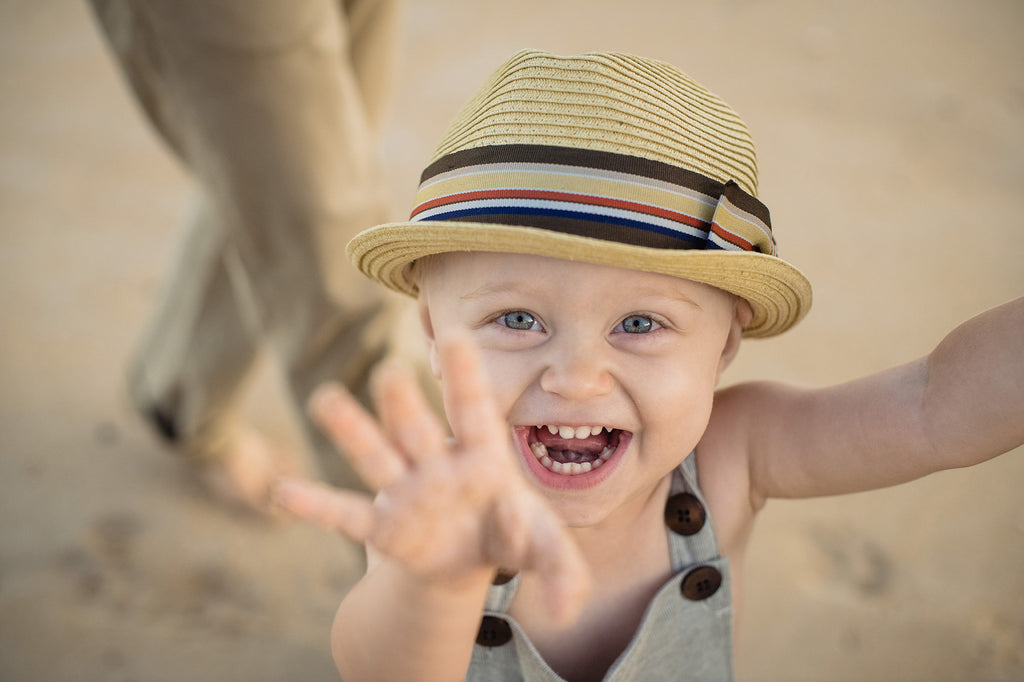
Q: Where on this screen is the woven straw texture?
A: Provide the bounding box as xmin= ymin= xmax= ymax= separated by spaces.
xmin=432 ymin=51 xmax=761 ymax=195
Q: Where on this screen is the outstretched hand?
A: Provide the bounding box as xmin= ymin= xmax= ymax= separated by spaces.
xmin=273 ymin=333 xmax=590 ymax=624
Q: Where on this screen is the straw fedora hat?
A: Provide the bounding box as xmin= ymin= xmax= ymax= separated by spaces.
xmin=348 ymin=50 xmax=812 ymax=337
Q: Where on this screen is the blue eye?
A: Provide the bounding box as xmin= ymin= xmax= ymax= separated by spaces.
xmin=500 ymin=311 xmax=539 ymax=331
xmin=618 ymin=314 xmax=655 ymax=334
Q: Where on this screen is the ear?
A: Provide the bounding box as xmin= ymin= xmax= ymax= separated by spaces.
xmin=417 ymin=293 xmax=443 ymax=379
xmin=717 ymin=297 xmax=752 ymax=381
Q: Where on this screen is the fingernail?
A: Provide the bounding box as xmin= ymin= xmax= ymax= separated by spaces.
xmin=308 ymin=383 xmax=345 ymax=417
xmin=371 ymin=357 xmax=411 ymax=385
xmin=269 ymin=477 xmax=296 ymax=506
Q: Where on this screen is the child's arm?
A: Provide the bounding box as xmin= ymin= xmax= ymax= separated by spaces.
xmin=274 ymin=333 xmax=589 ymax=682
xmin=718 ymin=297 xmax=1024 ymax=504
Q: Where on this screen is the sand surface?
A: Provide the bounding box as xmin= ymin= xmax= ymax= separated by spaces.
xmin=2 ymin=1 xmax=1023 ymax=680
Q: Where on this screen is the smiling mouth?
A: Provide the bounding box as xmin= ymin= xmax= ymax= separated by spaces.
xmin=526 ymin=425 xmax=625 ymax=476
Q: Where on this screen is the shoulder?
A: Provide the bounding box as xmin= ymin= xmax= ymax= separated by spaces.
xmin=694 ymin=382 xmax=783 ymax=558
xmin=701 ymin=380 xmax=790 ymax=470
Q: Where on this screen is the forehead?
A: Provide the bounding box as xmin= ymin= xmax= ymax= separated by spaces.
xmin=417 ymin=251 xmax=729 ymax=307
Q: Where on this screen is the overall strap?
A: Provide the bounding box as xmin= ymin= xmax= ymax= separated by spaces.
xmin=665 ymin=451 xmax=720 ymax=571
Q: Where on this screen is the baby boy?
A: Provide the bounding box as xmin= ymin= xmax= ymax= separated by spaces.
xmin=275 ymin=50 xmax=1024 ymax=681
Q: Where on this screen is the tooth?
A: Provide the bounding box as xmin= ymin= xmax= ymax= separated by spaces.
xmin=580 ymin=461 xmax=592 ymax=473
xmin=604 ymin=426 xmax=612 ymax=433
xmin=600 ymin=445 xmax=614 ymax=461
xmin=551 ymin=461 xmax=564 ymax=474
xmin=558 ymin=425 xmax=574 ymax=439
xmin=572 ymin=426 xmax=587 ymax=439
xmin=530 ymin=442 xmax=547 ymax=459
xmin=541 ymin=456 xmax=553 ymax=468
xmin=546 ymin=425 xmax=558 ymax=435
xmin=592 ymin=458 xmax=602 ymax=468
xmin=591 ymin=426 xmax=603 ymax=436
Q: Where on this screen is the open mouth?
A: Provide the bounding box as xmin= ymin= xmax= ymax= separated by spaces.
xmin=525 ymin=424 xmax=625 ymax=476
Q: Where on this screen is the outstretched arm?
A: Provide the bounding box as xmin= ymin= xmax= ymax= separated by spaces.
xmin=718 ymin=297 xmax=1024 ymax=504
xmin=274 ymin=333 xmax=589 ymax=682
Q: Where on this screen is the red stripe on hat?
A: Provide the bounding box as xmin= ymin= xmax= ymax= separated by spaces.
xmin=710 ymin=221 xmax=754 ymax=250
xmin=412 ymin=188 xmax=710 ymax=230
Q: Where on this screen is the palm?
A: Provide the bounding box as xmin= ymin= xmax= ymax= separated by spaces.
xmin=275 ymin=333 xmax=589 ymax=617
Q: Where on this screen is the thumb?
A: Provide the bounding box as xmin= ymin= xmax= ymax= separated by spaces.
xmin=537 ymin=524 xmax=591 ymax=626
xmin=522 ymin=506 xmax=591 ymax=627
xmin=486 ymin=490 xmax=591 ymax=626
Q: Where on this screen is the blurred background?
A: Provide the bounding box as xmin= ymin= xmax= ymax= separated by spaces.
xmin=1 ymin=1 xmax=1022 ymax=680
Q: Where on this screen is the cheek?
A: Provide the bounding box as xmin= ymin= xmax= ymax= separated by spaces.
xmin=438 ymin=347 xmax=526 ymax=423
xmin=475 ymin=349 xmax=529 ymax=414
xmin=632 ymin=357 xmax=719 ymax=448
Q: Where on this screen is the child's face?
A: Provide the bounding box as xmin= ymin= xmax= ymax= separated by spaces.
xmin=417 ymin=252 xmax=743 ymax=528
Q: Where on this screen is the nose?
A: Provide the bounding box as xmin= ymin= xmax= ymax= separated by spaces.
xmin=539 ymin=337 xmax=614 ymax=401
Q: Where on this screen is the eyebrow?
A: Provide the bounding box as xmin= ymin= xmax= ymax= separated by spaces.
xmin=461 ymin=280 xmax=704 ymax=310
xmin=460 ymin=281 xmax=534 ymax=301
xmin=631 ymin=284 xmax=704 ymax=310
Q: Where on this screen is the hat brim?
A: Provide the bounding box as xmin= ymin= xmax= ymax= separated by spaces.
xmin=347 ymin=221 xmax=812 ymax=338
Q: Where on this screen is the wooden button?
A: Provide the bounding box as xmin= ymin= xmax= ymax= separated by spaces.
xmin=476 ymin=616 xmax=513 ymax=647
xmin=664 ymin=492 xmax=706 ymax=536
xmin=680 ymin=565 xmax=722 ymax=601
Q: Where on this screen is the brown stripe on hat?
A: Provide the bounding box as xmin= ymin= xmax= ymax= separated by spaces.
xmin=420 ymin=143 xmax=738 ymax=205
xmin=418 ymin=210 xmax=704 ymax=250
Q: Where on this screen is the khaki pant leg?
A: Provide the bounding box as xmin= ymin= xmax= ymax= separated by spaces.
xmin=91 ymin=0 xmax=402 ymax=488
xmin=126 ymin=197 xmax=261 ymax=459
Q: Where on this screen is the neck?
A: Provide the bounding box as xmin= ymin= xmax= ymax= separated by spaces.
xmin=567 ymin=474 xmax=673 ymax=581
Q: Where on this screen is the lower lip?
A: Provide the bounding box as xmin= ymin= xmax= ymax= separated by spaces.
xmin=512 ymin=426 xmax=630 ymax=491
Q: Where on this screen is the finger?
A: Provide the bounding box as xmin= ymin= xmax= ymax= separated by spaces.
xmin=527 ymin=508 xmax=591 ymax=626
xmin=371 ymin=359 xmax=449 ymax=465
xmin=439 ymin=333 xmax=508 ymax=455
xmin=272 ymin=477 xmax=375 ymax=542
xmin=483 ymin=487 xmax=589 ymax=626
xmin=309 ymin=382 xmax=406 ymax=491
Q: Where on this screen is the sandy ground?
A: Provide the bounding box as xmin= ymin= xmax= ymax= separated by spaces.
xmin=2 ymin=1 xmax=1023 ymax=680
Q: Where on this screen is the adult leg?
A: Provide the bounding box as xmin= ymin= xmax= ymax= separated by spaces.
xmin=126 ymin=196 xmax=259 ymax=459
xmin=91 ymin=0 xmax=398 ymax=496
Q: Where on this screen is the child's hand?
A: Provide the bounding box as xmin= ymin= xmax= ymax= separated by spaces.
xmin=273 ymin=333 xmax=590 ymax=625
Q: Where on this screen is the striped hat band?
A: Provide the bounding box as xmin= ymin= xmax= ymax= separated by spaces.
xmin=410 ymin=143 xmax=777 ymax=257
